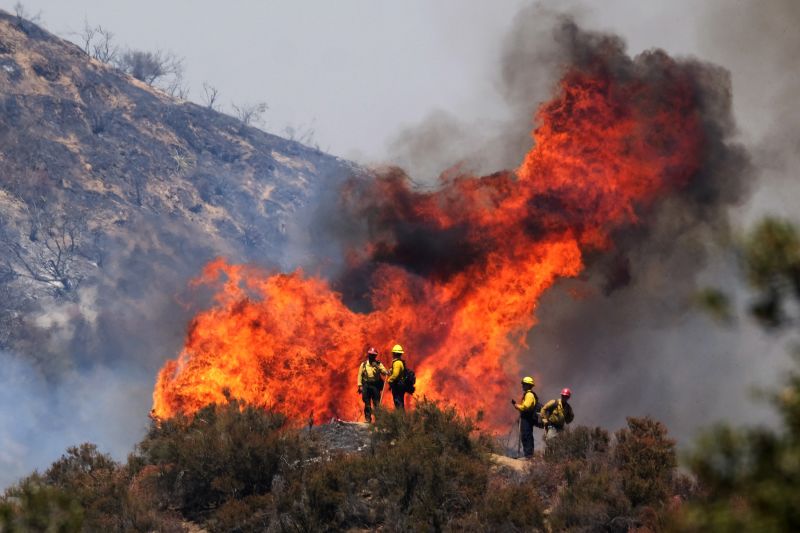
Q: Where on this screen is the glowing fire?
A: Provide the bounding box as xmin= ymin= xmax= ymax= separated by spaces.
xmin=153 ymin=54 xmax=704 ymax=428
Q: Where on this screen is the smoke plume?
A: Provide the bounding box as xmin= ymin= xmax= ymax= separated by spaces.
xmin=351 ymin=6 xmax=772 ymax=439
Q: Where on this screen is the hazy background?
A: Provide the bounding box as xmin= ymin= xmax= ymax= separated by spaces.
xmin=1 ymin=0 xmax=798 ymax=483
xmin=2 ymin=0 xmax=793 ymax=208
xmin=0 ymin=1 xmax=718 ymax=159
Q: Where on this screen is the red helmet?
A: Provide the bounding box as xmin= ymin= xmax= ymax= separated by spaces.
xmin=561 ymin=388 xmax=572 ymax=398
xmin=367 ymin=347 xmax=378 ymax=356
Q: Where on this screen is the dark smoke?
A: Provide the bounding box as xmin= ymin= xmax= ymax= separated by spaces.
xmin=328 ymin=14 xmax=752 ymax=306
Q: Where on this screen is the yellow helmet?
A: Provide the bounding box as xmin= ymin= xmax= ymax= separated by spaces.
xmin=391 ymin=344 xmax=404 ymax=354
xmin=522 ymin=376 xmax=535 ymax=386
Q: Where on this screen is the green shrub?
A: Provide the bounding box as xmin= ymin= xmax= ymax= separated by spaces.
xmin=0 ymin=443 xmax=183 ymax=532
xmin=131 ymin=399 xmax=307 ymax=520
xmin=540 ymin=418 xmax=678 ymax=531
xmin=271 ymin=400 xmax=495 ymax=532
xmin=373 ymin=399 xmax=489 ymax=455
xmin=1 ymin=399 xmax=692 ymax=532
xmin=675 ymin=383 xmax=800 ymax=531
xmin=0 ymin=478 xmax=84 ymax=532
xmin=40 ymin=443 xmax=127 ymax=531
xmin=207 ymin=493 xmax=273 ymax=532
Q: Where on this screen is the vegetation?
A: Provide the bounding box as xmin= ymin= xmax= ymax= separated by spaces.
xmin=538 ymin=419 xmax=686 ymax=532
xmin=672 ymin=217 xmax=800 ymax=531
xmin=1 ymin=400 xmax=685 ymax=532
xmin=131 ymin=400 xmax=304 ymax=523
xmin=3 ymin=218 xmax=800 ymax=531
xmin=743 ymin=217 xmax=800 ymax=328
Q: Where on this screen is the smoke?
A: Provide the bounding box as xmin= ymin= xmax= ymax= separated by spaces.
xmin=0 ymin=350 xmax=151 ymax=488
xmin=372 ymin=5 xmax=788 ymax=440
xmin=386 ymin=7 xmax=566 ymax=180
xmin=528 ymin=0 xmax=800 ymax=439
xmin=350 ymin=13 xmax=751 ymax=296
xmin=697 ymin=0 xmax=800 ymax=223
xmin=0 ymin=208 xmax=234 ymax=488
xmin=510 ymin=6 xmax=793 ymax=439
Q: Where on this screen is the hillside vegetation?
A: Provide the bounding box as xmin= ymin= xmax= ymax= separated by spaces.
xmin=0 ymin=400 xmax=689 ymax=532
xmin=2 ymin=349 xmax=798 ymax=532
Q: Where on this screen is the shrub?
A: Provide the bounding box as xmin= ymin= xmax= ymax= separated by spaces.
xmin=543 ymin=425 xmax=610 ymax=463
xmin=373 ymin=401 xmax=492 ymax=530
xmin=471 ymin=481 xmax=547 ymax=531
xmin=614 ymin=417 xmax=677 ymax=508
xmin=541 ymin=418 xmax=678 ymax=531
xmin=268 ymin=400 xmax=502 ymax=532
xmin=207 ymin=493 xmax=273 ymax=532
xmin=0 ymin=477 xmax=83 ymax=532
xmin=131 ymin=399 xmax=307 ymax=520
xmin=115 ymin=49 xmax=182 ymax=86
xmin=0 ymin=443 xmax=183 ymax=532
xmin=549 ymin=458 xmax=633 ymax=532
xmin=373 ymin=399 xmax=489 ymax=454
xmin=40 ymin=443 xmax=126 ymax=530
xmin=0 ymin=399 xmax=691 ymax=532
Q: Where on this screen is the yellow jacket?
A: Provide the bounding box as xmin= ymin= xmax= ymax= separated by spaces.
xmin=387 ymin=358 xmax=405 ymax=384
xmin=515 ymin=390 xmax=538 ymax=414
xmin=540 ymin=399 xmax=574 ymax=428
xmin=357 ymin=360 xmax=388 ymax=387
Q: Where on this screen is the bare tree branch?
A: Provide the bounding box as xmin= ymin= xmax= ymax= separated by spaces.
xmin=1 ymin=205 xmax=88 ymax=295
xmin=75 ymin=19 xmax=119 ymax=64
xmin=231 ymin=102 xmax=268 ymax=127
xmin=13 ymin=2 xmax=41 ymax=23
xmin=79 ymin=18 xmax=96 ymax=54
xmin=165 ymin=72 xmax=190 ymax=99
xmin=202 ymin=82 xmax=220 ymax=110
xmin=91 ymin=26 xmax=118 ymax=63
xmin=115 ymin=49 xmax=184 ymax=87
xmin=283 ymin=121 xmax=320 ymax=149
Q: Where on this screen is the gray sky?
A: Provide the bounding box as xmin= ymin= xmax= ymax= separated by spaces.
xmin=1 ymin=0 xmax=734 ymax=163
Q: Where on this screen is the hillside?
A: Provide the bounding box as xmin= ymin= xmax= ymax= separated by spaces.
xmin=0 ymin=9 xmax=354 ymax=374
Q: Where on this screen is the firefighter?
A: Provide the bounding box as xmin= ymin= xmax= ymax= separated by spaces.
xmin=357 ymin=347 xmax=388 ymax=423
xmin=541 ymin=388 xmax=574 ymax=440
xmin=511 ymin=376 xmax=539 ymax=458
xmin=386 ymin=344 xmax=407 ymax=411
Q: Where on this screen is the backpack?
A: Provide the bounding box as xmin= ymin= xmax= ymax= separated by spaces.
xmin=521 ymin=390 xmax=544 ymax=428
xmin=533 ymin=400 xmax=545 ymax=428
xmin=395 ymin=360 xmax=416 ymax=394
xmin=529 ymin=392 xmax=545 ymax=428
xmin=402 ymin=367 xmax=416 ymax=394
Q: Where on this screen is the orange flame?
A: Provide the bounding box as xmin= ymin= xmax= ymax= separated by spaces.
xmin=153 ymin=59 xmax=703 ymax=429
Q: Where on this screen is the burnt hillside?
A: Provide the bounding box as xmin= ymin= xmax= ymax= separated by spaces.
xmin=0 ymin=9 xmax=354 ymax=477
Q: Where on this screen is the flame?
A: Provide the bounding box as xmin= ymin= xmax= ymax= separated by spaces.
xmin=153 ymin=56 xmax=704 ymax=428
